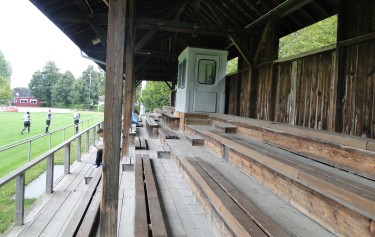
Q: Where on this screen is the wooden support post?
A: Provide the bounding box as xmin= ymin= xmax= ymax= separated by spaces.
xmin=85 ymin=131 xmax=90 ymax=153
xmin=46 ymin=154 xmax=54 ymax=194
xmin=14 ymin=173 xmax=25 ymax=226
xmin=76 ymin=136 xmax=81 ymax=162
xmin=64 ymin=143 xmax=70 ymax=175
xmin=101 ymin=0 xmax=127 ymax=236
xmin=122 ymin=0 xmax=135 ymax=157
xmin=92 ymin=126 xmax=96 ymax=146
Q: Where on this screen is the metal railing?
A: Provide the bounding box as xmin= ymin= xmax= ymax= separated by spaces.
xmin=0 ymin=116 xmax=103 ymax=162
xmin=0 ymin=121 xmax=103 ymax=225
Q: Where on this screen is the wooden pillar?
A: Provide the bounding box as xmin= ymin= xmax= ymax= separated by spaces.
xmin=122 ymin=0 xmax=135 ymax=157
xmin=101 ymin=0 xmax=126 ymax=236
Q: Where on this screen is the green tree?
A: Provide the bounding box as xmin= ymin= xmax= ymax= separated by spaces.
xmin=52 ymin=71 xmax=75 ymax=104
xmin=29 ymin=61 xmax=61 ymax=106
xmin=0 ymin=51 xmax=12 ymax=83
xmin=70 ymin=65 xmax=103 ymax=105
xmin=279 ymin=15 xmax=337 ymax=59
xmin=139 ymin=81 xmax=170 ymax=112
xmin=226 ymin=57 xmax=238 ymax=74
xmin=0 ymin=77 xmax=12 ymax=100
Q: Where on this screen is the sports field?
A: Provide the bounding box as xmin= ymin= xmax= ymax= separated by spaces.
xmin=0 ymin=110 xmax=103 ymax=233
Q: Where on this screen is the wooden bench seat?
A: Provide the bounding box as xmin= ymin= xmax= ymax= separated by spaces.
xmin=185 ymin=134 xmax=204 ymax=146
xmin=135 ymin=154 xmax=167 ymax=237
xmin=61 ymin=168 xmax=102 ymax=237
xmin=162 ymin=112 xmax=180 ymax=130
xmin=134 ymin=137 xmax=148 ymax=150
xmin=166 ymin=138 xmax=335 ymax=237
xmin=186 ymin=124 xmax=375 ymax=237
xmin=214 ymin=123 xmax=237 ymax=133
xmin=158 ymin=127 xmax=177 ymax=140
xmin=208 ymin=113 xmax=375 ymax=180
xmin=145 ymin=116 xmax=159 ymax=137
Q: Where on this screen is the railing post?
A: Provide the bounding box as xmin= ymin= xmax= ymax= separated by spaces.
xmin=15 ymin=173 xmax=25 ymax=225
xmin=46 ymin=154 xmax=54 ymax=194
xmin=85 ymin=131 xmax=89 ymax=153
xmin=92 ymin=126 xmax=96 ymax=146
xmin=28 ymin=141 xmax=32 ymax=162
xmin=76 ymin=135 xmax=81 ymax=162
xmin=64 ymin=143 xmax=71 ymax=175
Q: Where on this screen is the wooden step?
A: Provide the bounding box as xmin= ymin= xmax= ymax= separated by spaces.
xmin=185 ymin=134 xmax=204 ymax=146
xmin=186 ymin=124 xmax=375 ymax=236
xmin=214 ymin=123 xmax=237 ymax=133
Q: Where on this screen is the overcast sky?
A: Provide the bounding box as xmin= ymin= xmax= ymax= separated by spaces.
xmin=0 ymin=0 xmax=96 ymax=88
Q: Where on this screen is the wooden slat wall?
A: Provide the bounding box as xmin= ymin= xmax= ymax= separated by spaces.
xmin=342 ymin=41 xmax=375 ymax=138
xmin=274 ymin=51 xmax=334 ymax=130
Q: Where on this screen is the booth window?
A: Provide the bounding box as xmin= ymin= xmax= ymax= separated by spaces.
xmin=198 ymin=59 xmax=216 ymax=85
xmin=178 ymin=59 xmax=186 ymax=89
xmin=30 ymin=100 xmax=37 ymax=104
xmin=20 ymin=99 xmax=28 ymax=104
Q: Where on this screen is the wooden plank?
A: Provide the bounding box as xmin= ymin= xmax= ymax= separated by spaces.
xmin=194 ymin=156 xmax=291 ymax=237
xmin=201 ymin=129 xmax=375 ymax=235
xmin=42 ymin=192 xmax=83 ymax=236
xmin=76 ymin=189 xmax=101 ymax=237
xmin=182 ymin=157 xmax=267 ymax=237
xmin=140 ymin=137 xmax=147 ymax=150
xmin=26 ymin=191 xmax=70 ymax=236
xmin=61 ymin=169 xmax=102 ymax=237
xmin=134 ymin=155 xmax=148 ymax=237
xmin=143 ymin=157 xmax=167 ymax=237
xmin=214 ymin=123 xmax=237 ymax=133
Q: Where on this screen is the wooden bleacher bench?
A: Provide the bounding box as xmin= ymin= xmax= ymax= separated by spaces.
xmin=158 ymin=127 xmax=177 ymax=141
xmin=61 ymin=168 xmax=102 ymax=237
xmin=185 ymin=124 xmax=375 ymax=236
xmin=145 ymin=115 xmax=160 ymax=137
xmin=134 ymin=154 xmax=167 ymax=237
xmin=135 ymin=137 xmax=148 ymax=150
xmin=172 ymin=154 xmax=291 ymax=237
xmin=185 ymin=134 xmax=204 ymax=146
xmin=162 ymin=112 xmax=180 ymax=130
xmin=208 ymin=113 xmax=375 ymax=180
xmin=214 ymin=123 xmax=237 ymax=133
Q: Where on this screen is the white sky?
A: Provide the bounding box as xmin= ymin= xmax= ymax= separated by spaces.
xmin=0 ymin=0 xmax=96 ymax=88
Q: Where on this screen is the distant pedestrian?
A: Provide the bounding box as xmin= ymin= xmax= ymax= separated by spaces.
xmin=21 ymin=111 xmax=31 ymax=135
xmin=73 ymin=110 xmax=80 ymax=134
xmin=45 ymin=109 xmax=52 ymax=133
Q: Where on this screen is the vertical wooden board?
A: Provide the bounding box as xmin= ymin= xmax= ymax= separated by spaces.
xmin=316 ymin=55 xmax=323 ymax=129
xmin=364 ymin=42 xmax=374 ymax=138
xmin=310 ymin=56 xmax=317 ymax=129
xmin=297 ymin=59 xmax=305 ymax=126
xmin=355 ymin=43 xmax=365 ymax=136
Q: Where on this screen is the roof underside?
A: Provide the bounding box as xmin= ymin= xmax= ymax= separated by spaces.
xmin=30 ymin=0 xmax=338 ymax=82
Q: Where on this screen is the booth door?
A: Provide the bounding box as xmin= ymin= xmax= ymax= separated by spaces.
xmin=192 ymin=54 xmax=219 ymax=112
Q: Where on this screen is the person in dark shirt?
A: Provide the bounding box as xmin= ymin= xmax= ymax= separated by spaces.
xmin=45 ymin=109 xmax=52 ymax=133
xmin=21 ymin=111 xmax=31 ymax=135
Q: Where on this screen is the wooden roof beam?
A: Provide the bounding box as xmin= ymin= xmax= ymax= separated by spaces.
xmin=135 ymin=17 xmax=255 ymax=36
xmin=245 ymin=0 xmax=315 ymax=30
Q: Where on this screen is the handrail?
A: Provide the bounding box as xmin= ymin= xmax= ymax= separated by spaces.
xmin=0 ymin=121 xmax=103 ymax=225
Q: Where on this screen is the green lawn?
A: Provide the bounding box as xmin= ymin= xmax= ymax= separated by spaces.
xmin=0 ymin=110 xmax=103 ymax=233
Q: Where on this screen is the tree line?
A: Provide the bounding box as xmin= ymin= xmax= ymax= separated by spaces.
xmin=0 ymin=53 xmax=105 ymax=107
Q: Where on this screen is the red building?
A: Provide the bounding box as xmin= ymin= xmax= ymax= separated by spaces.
xmin=13 ymin=97 xmax=40 ymax=107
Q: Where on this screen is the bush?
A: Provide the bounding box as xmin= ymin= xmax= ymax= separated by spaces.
xmin=40 ymin=102 xmax=48 ymax=107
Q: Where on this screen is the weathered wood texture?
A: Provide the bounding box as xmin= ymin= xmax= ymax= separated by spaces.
xmin=342 ymin=41 xmax=375 ymax=138
xmin=226 ymin=1 xmax=375 ymax=139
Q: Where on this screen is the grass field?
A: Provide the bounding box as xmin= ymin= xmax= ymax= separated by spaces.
xmin=0 ymin=110 xmax=103 ymax=233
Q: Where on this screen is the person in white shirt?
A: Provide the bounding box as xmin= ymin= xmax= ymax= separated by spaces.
xmin=21 ymin=111 xmax=31 ymax=135
xmin=93 ymin=128 xmax=104 ymax=168
xmin=73 ymin=110 xmax=80 ymax=134
xmin=45 ymin=109 xmax=52 ymax=133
